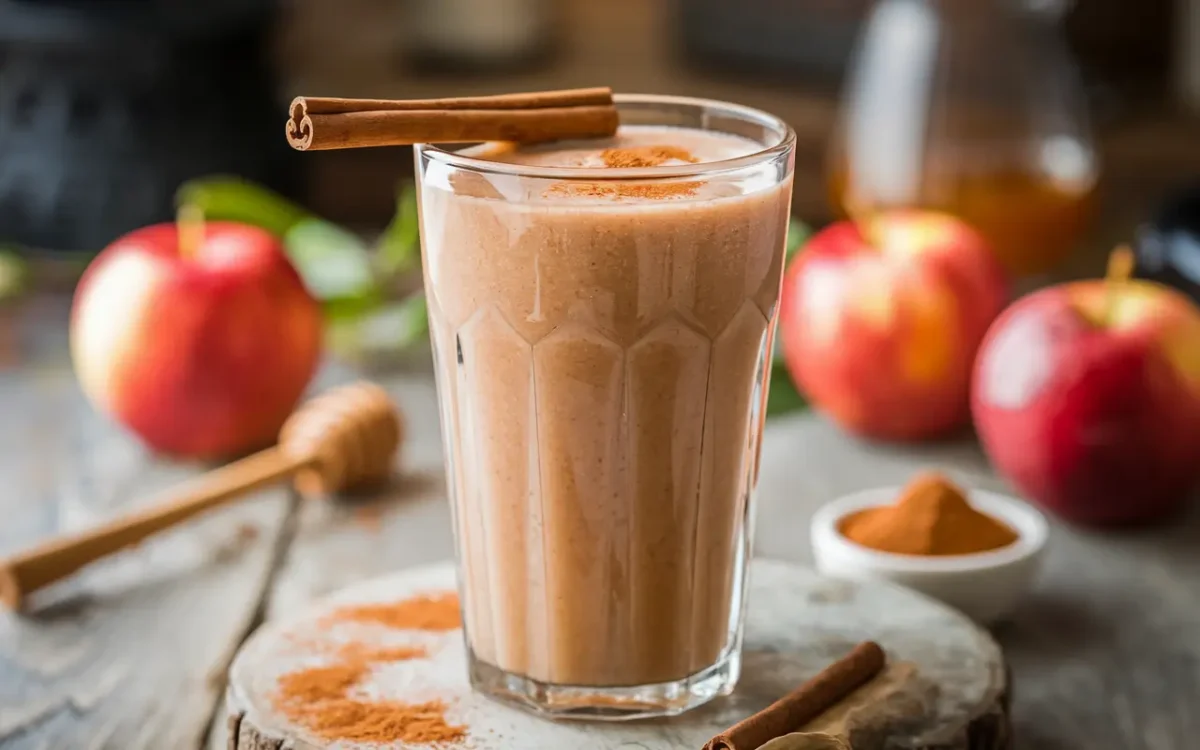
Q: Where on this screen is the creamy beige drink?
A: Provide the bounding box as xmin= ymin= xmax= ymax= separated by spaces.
xmin=417 ymin=98 xmax=794 ymax=718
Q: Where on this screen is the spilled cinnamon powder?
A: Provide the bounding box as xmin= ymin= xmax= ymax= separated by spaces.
xmin=337 ymin=643 xmax=428 ymax=662
xmin=327 ymin=592 xmax=462 ymax=631
xmin=272 ymin=591 xmax=465 ymax=745
xmin=278 ymin=662 xmax=369 ymax=705
xmin=302 ymin=698 xmax=463 ymax=744
xmin=273 ymin=645 xmax=462 ymax=744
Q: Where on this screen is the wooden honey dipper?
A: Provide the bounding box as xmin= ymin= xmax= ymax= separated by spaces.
xmin=0 ymin=381 xmax=403 ymax=610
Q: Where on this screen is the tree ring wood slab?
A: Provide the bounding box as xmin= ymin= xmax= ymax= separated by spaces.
xmin=225 ymin=559 xmax=1009 ymax=749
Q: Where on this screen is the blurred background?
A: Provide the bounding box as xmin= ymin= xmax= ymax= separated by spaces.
xmin=2 ymin=0 xmax=1200 ymax=369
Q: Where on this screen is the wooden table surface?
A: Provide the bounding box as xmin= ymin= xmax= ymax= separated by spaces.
xmin=1 ymin=300 xmax=1198 ymax=750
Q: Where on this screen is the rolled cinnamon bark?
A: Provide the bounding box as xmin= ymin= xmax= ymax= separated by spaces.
xmin=704 ymin=641 xmax=887 ymax=750
xmin=286 ymin=88 xmax=619 ymax=151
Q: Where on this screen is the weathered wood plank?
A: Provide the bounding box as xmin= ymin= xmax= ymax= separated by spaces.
xmin=0 ymin=364 xmax=294 ymax=750
xmin=261 ymin=367 xmax=453 ymax=622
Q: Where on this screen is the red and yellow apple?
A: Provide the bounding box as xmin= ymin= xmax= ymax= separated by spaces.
xmin=972 ymin=277 xmax=1200 ymax=525
xmin=780 ymin=211 xmax=1008 ymax=441
xmin=71 ymin=220 xmax=323 ymax=459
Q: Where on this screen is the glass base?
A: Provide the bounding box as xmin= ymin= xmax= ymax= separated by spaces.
xmin=468 ymin=649 xmax=741 ymax=721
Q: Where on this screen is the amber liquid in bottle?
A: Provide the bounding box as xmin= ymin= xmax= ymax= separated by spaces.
xmin=832 ymin=0 xmax=1099 ymax=279
xmin=828 ymin=161 xmax=1096 ymax=277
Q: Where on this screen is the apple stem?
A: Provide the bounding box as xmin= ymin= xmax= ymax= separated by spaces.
xmin=1105 ymin=244 xmax=1134 ymax=325
xmin=177 ymin=204 xmax=205 ymax=260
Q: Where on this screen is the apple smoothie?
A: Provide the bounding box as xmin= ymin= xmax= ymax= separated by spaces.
xmin=416 ymin=97 xmax=795 ymax=717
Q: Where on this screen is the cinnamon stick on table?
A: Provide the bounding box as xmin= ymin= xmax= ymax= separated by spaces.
xmin=704 ymin=641 xmax=886 ymax=750
xmin=286 ymin=87 xmax=619 ymax=151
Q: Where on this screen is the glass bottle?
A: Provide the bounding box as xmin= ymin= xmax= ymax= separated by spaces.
xmin=828 ymin=0 xmax=1099 ymax=278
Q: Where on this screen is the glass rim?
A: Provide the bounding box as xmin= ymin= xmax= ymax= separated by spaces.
xmin=415 ymin=93 xmax=797 ymax=181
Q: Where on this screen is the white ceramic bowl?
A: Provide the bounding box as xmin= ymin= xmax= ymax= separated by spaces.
xmin=810 ymin=486 xmax=1049 ymax=624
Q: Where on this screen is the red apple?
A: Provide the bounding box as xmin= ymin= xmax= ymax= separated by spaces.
xmin=972 ymin=278 xmax=1200 ymax=525
xmin=780 ymin=211 xmax=1008 ymax=441
xmin=71 ymin=220 xmax=323 ymax=459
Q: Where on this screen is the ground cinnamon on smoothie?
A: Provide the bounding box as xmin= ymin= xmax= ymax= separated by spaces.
xmin=601 ymin=145 xmax=697 ymax=167
xmin=541 ymin=144 xmax=704 ymax=200
xmin=272 ymin=591 xmax=464 ymax=745
xmin=543 ymin=181 xmax=703 ymax=199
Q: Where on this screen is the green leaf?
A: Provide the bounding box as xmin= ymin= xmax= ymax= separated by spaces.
xmin=284 ymin=218 xmax=379 ymax=303
xmin=0 ymin=249 xmax=29 ymax=302
xmin=376 ymin=183 xmax=421 ymax=277
xmin=328 ymin=292 xmax=430 ymax=356
xmin=383 ymin=292 xmax=429 ymax=349
xmin=786 ymin=217 xmax=811 ymax=264
xmin=765 ymin=361 xmax=808 ymax=417
xmin=321 ymin=289 xmax=386 ymax=322
xmin=176 ymin=176 xmax=312 ymax=238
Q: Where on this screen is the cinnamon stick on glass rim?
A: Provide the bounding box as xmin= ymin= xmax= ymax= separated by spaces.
xmin=704 ymin=641 xmax=886 ymax=750
xmin=286 ymin=87 xmax=619 ymax=151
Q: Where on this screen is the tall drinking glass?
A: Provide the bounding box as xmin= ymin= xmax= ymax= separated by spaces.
xmin=416 ymin=95 xmax=795 ymax=719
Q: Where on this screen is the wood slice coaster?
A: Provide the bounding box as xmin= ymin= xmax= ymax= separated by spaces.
xmin=226 ymin=560 xmax=1009 ymax=750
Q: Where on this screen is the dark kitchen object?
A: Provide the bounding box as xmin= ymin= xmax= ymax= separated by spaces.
xmin=676 ymin=0 xmax=1172 ymax=113
xmin=676 ymin=0 xmax=872 ymax=87
xmin=1063 ymin=0 xmax=1173 ymax=103
xmin=1134 ymin=181 xmax=1200 ymax=304
xmin=404 ymin=0 xmax=558 ymax=74
xmin=0 ymin=0 xmax=295 ymax=255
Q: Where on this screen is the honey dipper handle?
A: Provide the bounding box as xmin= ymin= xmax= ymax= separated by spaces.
xmin=0 ymin=447 xmax=311 ymax=610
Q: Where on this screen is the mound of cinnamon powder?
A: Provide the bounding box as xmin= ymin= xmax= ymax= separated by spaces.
xmin=839 ymin=473 xmax=1017 ymax=556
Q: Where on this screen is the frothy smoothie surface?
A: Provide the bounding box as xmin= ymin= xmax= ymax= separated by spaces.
xmin=439 ymin=127 xmax=777 ymax=204
xmin=467 ymin=125 xmax=763 ymax=168
xmin=420 ymin=122 xmax=793 ymax=690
